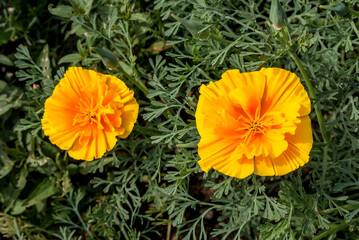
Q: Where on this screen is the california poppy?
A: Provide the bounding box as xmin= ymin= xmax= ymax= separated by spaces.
xmin=42 ymin=67 xmax=139 ymax=161
xmin=196 ymin=68 xmax=313 ymax=178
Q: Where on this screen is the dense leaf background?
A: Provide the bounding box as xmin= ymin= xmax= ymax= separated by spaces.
xmin=0 ymin=0 xmax=359 ymax=239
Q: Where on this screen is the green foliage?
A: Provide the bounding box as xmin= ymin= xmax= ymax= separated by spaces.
xmin=1 ymin=0 xmax=359 ymax=239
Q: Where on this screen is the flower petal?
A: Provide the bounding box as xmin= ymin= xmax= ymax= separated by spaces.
xmin=253 ymin=155 xmax=276 ymax=176
xmin=228 ymin=71 xmax=267 ymax=119
xmin=260 ymin=68 xmax=311 ymax=117
xmin=118 ymin=99 xmax=139 ymax=138
xmin=196 ymin=84 xmax=240 ymax=137
xmin=249 ymin=133 xmax=288 ymax=159
xmin=198 ymin=135 xmax=238 ymax=172
xmin=253 ymin=116 xmax=313 ymax=176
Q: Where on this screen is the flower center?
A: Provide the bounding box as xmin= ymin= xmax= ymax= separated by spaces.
xmin=86 ymin=111 xmax=97 ymax=123
xmin=240 ymin=118 xmax=266 ymax=143
xmin=72 ymin=97 xmax=116 ymax=130
xmin=73 ymin=98 xmax=102 ymax=127
xmin=248 ymin=121 xmax=264 ymax=133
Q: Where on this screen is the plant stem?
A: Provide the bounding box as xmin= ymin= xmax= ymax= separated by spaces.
xmin=321 ymin=203 xmax=359 ymax=214
xmin=117 ymin=64 xmax=148 ymax=95
xmin=71 ymin=202 xmax=94 ymax=239
xmin=320 ymin=146 xmax=328 ymax=187
xmin=287 ymin=50 xmax=331 ymax=145
xmin=166 ymin=219 xmax=172 ymax=240
xmin=312 ymin=222 xmax=348 ymax=240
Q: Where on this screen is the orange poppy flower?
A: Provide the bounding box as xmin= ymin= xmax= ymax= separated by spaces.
xmin=195 ymin=68 xmax=313 ymax=178
xmin=41 ymin=67 xmax=139 ymax=161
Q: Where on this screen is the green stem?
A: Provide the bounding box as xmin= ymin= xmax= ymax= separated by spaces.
xmin=320 ymin=146 xmax=328 ymax=187
xmin=117 ymin=63 xmax=148 ymax=95
xmin=312 ymin=222 xmax=348 ymax=240
xmin=287 ymin=50 xmax=331 ymax=145
xmin=321 ymin=203 xmax=359 ymax=214
xmin=71 ymin=202 xmax=94 ymax=239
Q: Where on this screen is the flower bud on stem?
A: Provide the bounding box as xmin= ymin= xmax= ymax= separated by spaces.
xmin=90 ymin=47 xmax=118 ymax=70
xmin=270 ymin=0 xmax=288 ymax=30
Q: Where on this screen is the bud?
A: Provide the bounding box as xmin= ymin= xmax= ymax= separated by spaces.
xmin=320 ymin=2 xmax=349 ymax=17
xmin=171 ymin=14 xmax=210 ymax=41
xmin=90 ymin=47 xmax=118 ymax=70
xmin=269 ymin=0 xmax=288 ymax=31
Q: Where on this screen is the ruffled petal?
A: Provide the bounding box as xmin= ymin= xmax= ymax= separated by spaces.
xmin=68 ymin=127 xmax=108 ymax=161
xmin=217 ymin=153 xmax=254 ymax=179
xmin=118 ymin=98 xmax=139 ymax=138
xmin=219 ymin=69 xmax=242 ymax=90
xmin=198 ymin=135 xmax=238 ymax=172
xmin=196 ymin=85 xmax=240 ymax=137
xmin=248 ymin=133 xmax=288 ymax=159
xmin=253 ymin=116 xmax=313 ymax=176
xmin=253 ymin=155 xmax=276 ymax=176
xmin=260 ymin=68 xmax=311 ymax=117
xmin=227 ymin=71 xmax=267 ymax=119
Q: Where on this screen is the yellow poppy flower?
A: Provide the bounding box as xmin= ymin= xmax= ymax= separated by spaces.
xmin=195 ymin=68 xmax=313 ymax=178
xmin=41 ymin=67 xmax=139 ymax=161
